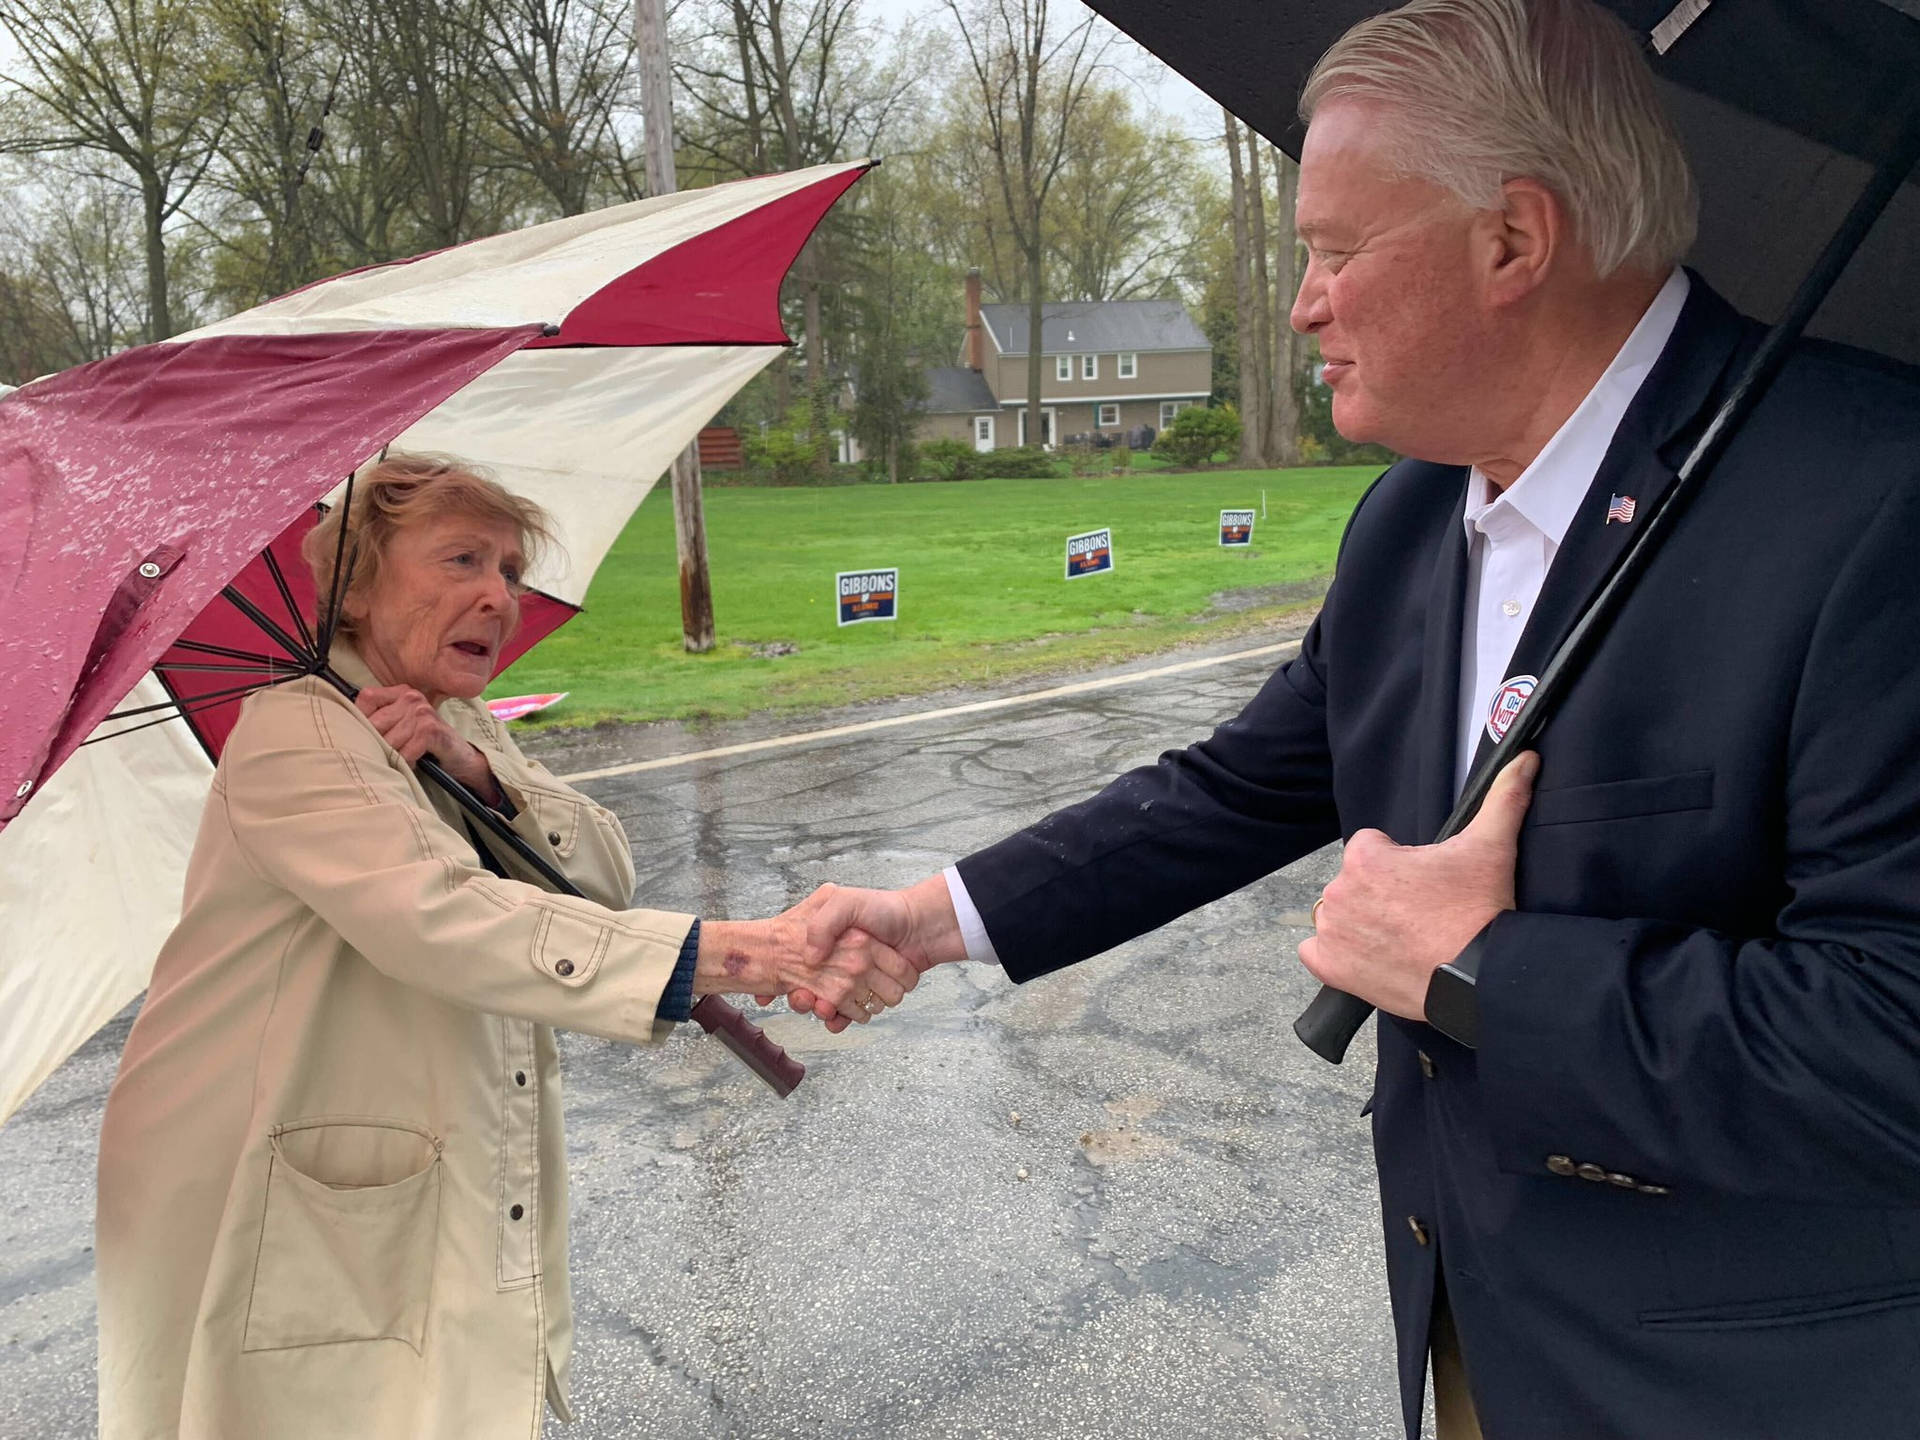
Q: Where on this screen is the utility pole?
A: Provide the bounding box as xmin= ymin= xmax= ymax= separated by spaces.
xmin=636 ymin=0 xmax=717 ymax=652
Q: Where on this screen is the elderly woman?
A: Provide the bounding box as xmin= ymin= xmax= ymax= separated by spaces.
xmin=94 ymin=455 xmax=911 ymax=1440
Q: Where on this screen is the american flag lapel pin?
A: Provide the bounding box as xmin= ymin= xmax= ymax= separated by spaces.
xmin=1606 ymin=493 xmax=1637 ymax=525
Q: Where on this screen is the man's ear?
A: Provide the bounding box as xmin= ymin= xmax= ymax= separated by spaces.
xmin=1483 ymin=177 xmax=1564 ymax=308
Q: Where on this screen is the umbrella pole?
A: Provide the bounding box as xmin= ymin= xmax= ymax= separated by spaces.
xmin=1293 ymin=110 xmax=1920 ymax=1065
xmin=311 ymin=665 xmax=807 ymax=1098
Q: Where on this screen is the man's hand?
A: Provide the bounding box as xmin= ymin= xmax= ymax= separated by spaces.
xmin=1298 ymin=752 xmax=1538 ymax=1021
xmin=697 ymin=905 xmax=921 ymax=1027
xmin=763 ymin=874 xmax=971 ymax=1032
xmin=356 ymin=684 xmax=501 ymax=804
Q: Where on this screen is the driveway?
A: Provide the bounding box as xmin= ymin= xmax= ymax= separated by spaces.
xmin=0 ymin=627 xmax=1404 ymax=1439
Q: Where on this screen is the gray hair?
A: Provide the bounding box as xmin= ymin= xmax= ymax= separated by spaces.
xmin=1300 ymin=0 xmax=1697 ymax=278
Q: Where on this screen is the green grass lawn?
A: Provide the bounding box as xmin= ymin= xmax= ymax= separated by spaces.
xmin=490 ymin=466 xmax=1379 ymax=728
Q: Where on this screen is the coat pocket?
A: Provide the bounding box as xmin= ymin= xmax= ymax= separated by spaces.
xmin=1639 ymin=1278 xmax=1920 ymax=1332
xmin=1528 ymin=768 xmax=1714 ymax=828
xmin=242 ymin=1117 xmax=443 ymax=1354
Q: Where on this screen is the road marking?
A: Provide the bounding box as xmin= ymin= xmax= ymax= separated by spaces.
xmin=553 ymin=638 xmax=1304 ymax=783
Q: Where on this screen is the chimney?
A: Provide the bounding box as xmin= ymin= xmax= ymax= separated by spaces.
xmin=964 ymin=267 xmax=984 ymax=372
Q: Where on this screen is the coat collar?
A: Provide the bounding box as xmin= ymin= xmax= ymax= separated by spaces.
xmin=1417 ymin=273 xmax=1755 ymax=825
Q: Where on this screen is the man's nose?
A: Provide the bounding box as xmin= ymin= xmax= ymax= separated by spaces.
xmin=1290 ymin=261 xmax=1329 ymax=335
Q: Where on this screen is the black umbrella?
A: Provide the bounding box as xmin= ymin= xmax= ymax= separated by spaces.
xmin=1090 ymin=0 xmax=1920 ymax=365
xmin=1080 ymin=0 xmax=1920 ymax=1060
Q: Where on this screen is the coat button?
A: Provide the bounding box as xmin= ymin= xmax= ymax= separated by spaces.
xmin=1407 ymin=1216 xmax=1430 ymax=1246
xmin=1417 ymin=1051 xmax=1436 ymax=1080
xmin=547 ymin=830 xmax=562 ymax=845
xmin=510 ymin=1203 xmax=524 ymax=1220
xmin=515 ymin=1071 xmax=527 ymax=1087
xmin=1636 ymin=1183 xmax=1671 ymax=1197
xmin=1606 ymin=1172 xmax=1638 ymax=1189
xmin=1576 ymin=1163 xmax=1608 ymax=1183
xmin=1546 ymin=1155 xmax=1576 ymax=1177
xmin=555 ymin=959 xmax=575 ymax=977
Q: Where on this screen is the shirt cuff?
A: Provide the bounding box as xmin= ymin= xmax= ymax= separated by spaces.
xmin=658 ymin=918 xmax=699 ymax=1022
xmin=943 ymin=866 xmax=1002 ymax=966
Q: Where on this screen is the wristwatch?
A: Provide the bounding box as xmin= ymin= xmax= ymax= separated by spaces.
xmin=1424 ymin=918 xmax=1496 ymax=1049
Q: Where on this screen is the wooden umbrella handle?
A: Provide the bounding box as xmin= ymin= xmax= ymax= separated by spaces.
xmin=690 ymin=996 xmax=807 ymax=1097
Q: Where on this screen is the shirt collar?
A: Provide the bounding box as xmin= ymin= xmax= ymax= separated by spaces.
xmin=1463 ymin=267 xmax=1691 ymax=547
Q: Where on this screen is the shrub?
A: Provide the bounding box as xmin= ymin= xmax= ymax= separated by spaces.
xmin=1062 ymin=442 xmax=1108 ymax=477
xmin=915 ymin=437 xmax=977 ymax=482
xmin=974 ymin=444 xmax=1060 ymax=479
xmin=742 ymin=404 xmax=827 ymax=485
xmin=1152 ymin=404 xmax=1241 ymax=468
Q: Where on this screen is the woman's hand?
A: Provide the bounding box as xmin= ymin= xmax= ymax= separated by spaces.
xmin=695 ymin=906 xmax=920 ymax=1026
xmin=356 ymin=684 xmax=503 ymax=805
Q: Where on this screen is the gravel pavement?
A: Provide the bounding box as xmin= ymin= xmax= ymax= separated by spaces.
xmin=0 ymin=624 xmax=1409 ymax=1439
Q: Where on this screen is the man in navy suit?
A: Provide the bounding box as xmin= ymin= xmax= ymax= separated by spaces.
xmin=789 ymin=1 xmax=1920 ymax=1434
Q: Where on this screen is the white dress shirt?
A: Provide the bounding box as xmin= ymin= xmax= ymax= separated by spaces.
xmin=945 ymin=267 xmax=1692 ymax=965
xmin=1454 ymin=267 xmax=1688 ymax=795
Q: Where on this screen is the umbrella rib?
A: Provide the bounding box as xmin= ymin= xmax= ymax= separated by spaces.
xmin=220 ymin=585 xmax=318 ymax=669
xmin=154 ymin=660 xmax=308 ymax=676
xmin=260 ymin=543 xmax=317 ymax=653
xmin=166 ymin=638 xmax=293 ymax=666
xmin=98 ymin=676 xmax=292 ymax=723
xmin=80 ymin=672 xmax=309 ymax=746
xmin=316 ymin=474 xmax=356 ymax=658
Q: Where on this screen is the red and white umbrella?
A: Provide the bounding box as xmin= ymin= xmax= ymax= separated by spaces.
xmin=0 ymin=159 xmax=871 ymax=1121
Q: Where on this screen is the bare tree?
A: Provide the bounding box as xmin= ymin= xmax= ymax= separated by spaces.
xmin=0 ymin=0 xmax=228 ymax=340
xmin=1223 ymin=112 xmax=1264 ymax=468
xmin=473 ymin=0 xmax=635 ymax=216
xmin=944 ymin=0 xmax=1112 ymax=450
xmin=1266 ymin=141 xmax=1303 ymax=466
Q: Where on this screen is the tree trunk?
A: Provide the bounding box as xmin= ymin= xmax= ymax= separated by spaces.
xmin=1245 ymin=138 xmax=1276 ymax=467
xmin=142 ymin=172 xmax=172 ymax=341
xmin=1025 ymin=243 xmax=1046 ymax=452
xmin=1223 ymin=114 xmax=1262 ymax=470
xmin=1267 ymin=145 xmax=1304 ymax=467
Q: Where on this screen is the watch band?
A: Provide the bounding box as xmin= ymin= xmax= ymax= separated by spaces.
xmin=1424 ymin=917 xmax=1497 ymax=1049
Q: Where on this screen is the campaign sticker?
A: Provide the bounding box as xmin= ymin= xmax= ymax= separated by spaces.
xmin=836 ymin=568 xmax=899 ymax=626
xmin=1220 ymin=509 xmax=1256 ymax=546
xmin=1065 ymin=527 xmax=1114 ymax=579
xmin=1485 ymin=674 xmax=1538 ymax=745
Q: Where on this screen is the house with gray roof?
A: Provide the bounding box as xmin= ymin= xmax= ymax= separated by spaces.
xmin=912 ymin=270 xmax=1213 ymax=452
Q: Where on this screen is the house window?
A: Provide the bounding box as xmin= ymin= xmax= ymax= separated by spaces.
xmin=1118 ymin=352 xmax=1137 ymax=379
xmin=1097 ymin=403 xmax=1119 ymax=427
xmin=1160 ymin=400 xmax=1191 ymax=429
xmin=973 ymin=415 xmax=995 ymax=452
xmin=1082 ymin=353 xmax=1098 ymax=381
xmin=1055 ymin=354 xmax=1072 ymax=382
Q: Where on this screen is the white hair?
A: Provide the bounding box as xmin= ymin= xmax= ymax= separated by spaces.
xmin=1300 ymin=0 xmax=1697 ymax=278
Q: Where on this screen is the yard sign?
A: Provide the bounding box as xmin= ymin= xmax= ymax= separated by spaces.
xmin=1220 ymin=509 xmax=1256 ymax=546
xmin=1065 ymin=527 xmax=1114 ymax=579
xmin=836 ymin=568 xmax=899 ymax=625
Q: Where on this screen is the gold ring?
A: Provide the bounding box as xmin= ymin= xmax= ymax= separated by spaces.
xmin=1311 ymin=897 xmax=1326 ymax=930
xmin=860 ymin=992 xmax=882 ymax=1013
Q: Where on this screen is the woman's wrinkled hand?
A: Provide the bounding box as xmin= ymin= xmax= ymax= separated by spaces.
xmin=696 ymin=904 xmax=920 ymax=1027
xmin=355 ymin=684 xmax=501 ymax=802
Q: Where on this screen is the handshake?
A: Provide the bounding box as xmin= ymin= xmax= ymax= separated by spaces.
xmin=690 ymin=873 xmax=971 ymax=1029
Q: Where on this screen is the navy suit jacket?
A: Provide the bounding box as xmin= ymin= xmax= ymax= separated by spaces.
xmin=955 ymin=277 xmax=1920 ymax=1439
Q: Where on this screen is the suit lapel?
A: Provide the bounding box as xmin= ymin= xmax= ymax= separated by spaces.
xmin=1461 ymin=274 xmax=1753 ymax=781
xmin=1413 ymin=470 xmax=1471 ymax=842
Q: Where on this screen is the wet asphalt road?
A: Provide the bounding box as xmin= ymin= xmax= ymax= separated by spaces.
xmin=0 ymin=626 xmax=1406 ymax=1439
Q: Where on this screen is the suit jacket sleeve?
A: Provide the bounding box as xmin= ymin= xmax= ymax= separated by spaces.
xmin=1479 ymin=473 xmax=1920 ymax=1207
xmin=954 ymin=613 xmax=1343 ymax=982
xmin=221 ymin=679 xmax=689 ymax=1044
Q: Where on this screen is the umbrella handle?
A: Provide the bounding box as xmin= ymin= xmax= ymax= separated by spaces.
xmin=411 ymin=752 xmax=806 ymax=1098
xmin=313 ymin=668 xmax=805 ymax=1098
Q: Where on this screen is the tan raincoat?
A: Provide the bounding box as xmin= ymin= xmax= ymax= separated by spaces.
xmin=96 ymin=642 xmax=692 ymax=1439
